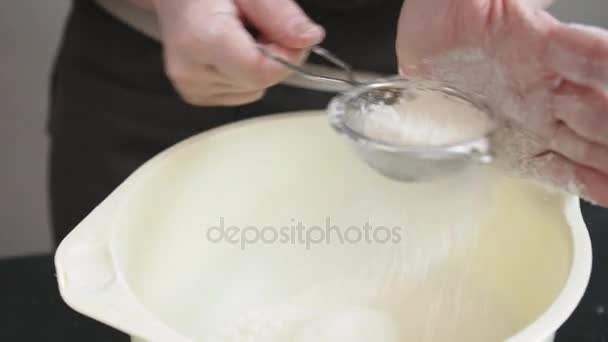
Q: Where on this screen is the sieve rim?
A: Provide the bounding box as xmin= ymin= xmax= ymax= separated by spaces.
xmin=327 ymin=77 xmax=498 ymax=157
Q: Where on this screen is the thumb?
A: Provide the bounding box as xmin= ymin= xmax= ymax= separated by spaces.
xmin=235 ymin=0 xmax=325 ymax=49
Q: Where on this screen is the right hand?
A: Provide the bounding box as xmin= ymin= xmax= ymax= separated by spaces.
xmin=396 ymin=0 xmax=608 ymax=206
xmin=150 ymin=0 xmax=325 ymax=106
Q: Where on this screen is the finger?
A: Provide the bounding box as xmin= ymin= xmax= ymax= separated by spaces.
xmin=198 ymin=12 xmax=308 ymax=88
xmin=235 ymin=0 xmax=324 ymax=49
xmin=548 ymin=123 xmax=608 ymax=174
xmin=209 ymin=81 xmax=263 ymax=92
xmin=251 ymin=41 xmax=309 ymax=73
xmin=177 ymin=63 xmax=268 ymax=92
xmin=205 ymin=89 xmax=266 ymax=106
xmin=220 ymin=41 xmax=308 ymax=88
xmin=545 ymin=23 xmax=608 ymax=88
xmin=529 ymin=152 xmax=608 ymax=206
xmin=175 ymin=57 xmax=269 ymax=90
xmin=552 ymin=81 xmax=608 ymax=145
xmin=167 ymin=58 xmax=268 ymax=104
xmin=178 ymin=88 xmax=265 ymax=106
xmin=166 ymin=59 xmax=228 ymax=87
xmin=164 ymin=58 xmax=230 ymax=104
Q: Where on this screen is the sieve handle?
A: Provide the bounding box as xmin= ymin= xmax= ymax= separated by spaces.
xmin=257 ymin=45 xmax=359 ymax=92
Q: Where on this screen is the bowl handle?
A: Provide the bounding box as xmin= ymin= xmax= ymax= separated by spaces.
xmin=54 ymin=189 xmax=192 ymax=342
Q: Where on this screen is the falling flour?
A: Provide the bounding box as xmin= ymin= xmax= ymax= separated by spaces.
xmin=196 ymin=44 xmax=590 ymax=342
xmin=425 ymin=48 xmax=590 ymax=200
xmin=202 ymin=167 xmax=521 ymax=342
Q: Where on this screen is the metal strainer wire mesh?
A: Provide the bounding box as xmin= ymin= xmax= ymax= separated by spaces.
xmin=260 ymin=45 xmax=496 ymax=182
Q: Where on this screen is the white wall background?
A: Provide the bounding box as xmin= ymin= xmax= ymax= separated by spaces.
xmin=0 ymin=0 xmax=606 ymax=258
xmin=550 ymin=0 xmax=608 ymax=26
xmin=0 ymin=1 xmax=69 ymax=257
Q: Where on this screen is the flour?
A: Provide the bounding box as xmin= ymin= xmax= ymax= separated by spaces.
xmin=210 ymin=306 xmax=401 ymax=342
xmin=292 ymin=307 xmax=400 ymax=342
xmin=202 ymin=167 xmax=516 ymax=342
xmin=194 ymin=48 xmax=583 ymax=342
xmin=425 ymin=48 xmax=589 ymax=199
xmin=361 ymin=87 xmax=494 ymax=146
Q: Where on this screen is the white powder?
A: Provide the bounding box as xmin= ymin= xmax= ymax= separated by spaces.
xmin=203 ymin=167 xmax=513 ymax=342
xmin=362 ymin=88 xmax=494 ymax=146
xmin=292 ymin=307 xmax=400 ymax=342
xmin=425 ymin=48 xmax=589 ymax=199
xmin=209 ymin=306 xmax=400 ymax=342
xmin=197 ymin=47 xmax=588 ymax=342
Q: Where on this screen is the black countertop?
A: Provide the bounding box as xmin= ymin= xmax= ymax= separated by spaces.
xmin=1 ymin=201 xmax=606 ymax=341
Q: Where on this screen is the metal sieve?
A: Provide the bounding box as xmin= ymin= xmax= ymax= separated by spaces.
xmin=328 ymin=78 xmax=497 ymax=182
xmin=260 ymin=45 xmax=497 ymax=182
xmin=258 ymin=45 xmax=401 ymax=105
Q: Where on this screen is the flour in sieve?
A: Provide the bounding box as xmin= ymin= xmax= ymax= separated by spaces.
xmin=361 ymin=88 xmax=494 ymax=146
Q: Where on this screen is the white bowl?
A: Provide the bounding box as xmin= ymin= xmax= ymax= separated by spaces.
xmin=55 ymin=111 xmax=591 ymax=342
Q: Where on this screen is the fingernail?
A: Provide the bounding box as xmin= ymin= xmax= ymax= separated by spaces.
xmin=292 ymin=19 xmax=323 ymax=37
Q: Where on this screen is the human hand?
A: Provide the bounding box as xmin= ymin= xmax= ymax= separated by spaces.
xmin=150 ymin=0 xmax=324 ymax=106
xmin=396 ymin=0 xmax=608 ymax=206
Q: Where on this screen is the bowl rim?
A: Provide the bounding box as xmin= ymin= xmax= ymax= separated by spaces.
xmin=506 ymin=195 xmax=592 ymax=342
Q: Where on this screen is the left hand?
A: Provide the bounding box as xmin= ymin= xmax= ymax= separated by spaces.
xmin=151 ymin=0 xmax=324 ymax=107
xmin=396 ymin=0 xmax=608 ymax=206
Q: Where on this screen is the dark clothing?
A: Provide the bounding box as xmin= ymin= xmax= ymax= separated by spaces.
xmin=297 ymin=0 xmax=403 ymax=72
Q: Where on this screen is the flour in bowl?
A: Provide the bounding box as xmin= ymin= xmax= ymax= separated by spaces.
xmin=202 ymin=167 xmax=522 ymax=342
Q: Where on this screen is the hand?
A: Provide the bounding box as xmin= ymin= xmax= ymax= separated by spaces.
xmin=150 ymin=0 xmax=324 ymax=106
xmin=397 ymin=0 xmax=608 ymax=206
